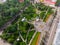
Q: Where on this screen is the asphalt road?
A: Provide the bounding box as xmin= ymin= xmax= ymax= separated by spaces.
xmin=46 ymin=7 xmax=60 ymax=45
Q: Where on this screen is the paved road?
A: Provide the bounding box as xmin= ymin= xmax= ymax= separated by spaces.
xmin=52 ymin=20 xmax=60 ymax=45
xmin=0 ymin=38 xmax=11 ymax=45
xmin=46 ymin=7 xmax=60 ymax=45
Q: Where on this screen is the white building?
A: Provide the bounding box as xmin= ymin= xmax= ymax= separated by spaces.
xmin=34 ymin=0 xmax=40 ymax=3
xmin=0 ymin=0 xmax=6 ymax=3
xmin=34 ymin=0 xmax=57 ymax=7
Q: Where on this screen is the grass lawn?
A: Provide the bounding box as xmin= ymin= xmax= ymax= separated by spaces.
xmin=31 ymin=32 xmax=41 ymax=45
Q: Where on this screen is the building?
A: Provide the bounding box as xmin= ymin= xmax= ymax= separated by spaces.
xmin=19 ymin=0 xmax=24 ymax=3
xmin=34 ymin=0 xmax=57 ymax=7
xmin=40 ymin=0 xmax=44 ymax=2
xmin=34 ymin=0 xmax=40 ymax=3
xmin=44 ymin=0 xmax=57 ymax=7
xmin=0 ymin=0 xmax=6 ymax=3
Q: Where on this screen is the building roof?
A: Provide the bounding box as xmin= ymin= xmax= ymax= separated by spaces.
xmin=19 ymin=0 xmax=24 ymax=2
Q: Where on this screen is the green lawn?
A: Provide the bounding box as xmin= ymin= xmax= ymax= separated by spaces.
xmin=31 ymin=32 xmax=40 ymax=45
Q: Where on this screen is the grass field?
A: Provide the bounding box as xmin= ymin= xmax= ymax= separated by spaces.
xmin=31 ymin=32 xmax=41 ymax=45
